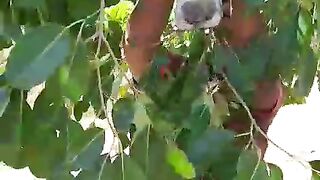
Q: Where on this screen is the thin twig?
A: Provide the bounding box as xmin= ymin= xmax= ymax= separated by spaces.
xmin=101 ymin=35 xmax=138 ymax=94
xmin=245 ymin=123 xmax=255 ymax=150
xmin=95 ymin=0 xmax=119 ymax=148
xmin=223 ymin=73 xmax=291 ymax=154
xmin=219 ymin=39 xmax=320 ymax=173
xmin=234 ymin=132 xmax=251 ymax=138
xmin=222 ymin=73 xmax=315 ymax=171
xmin=250 ymin=149 xmax=262 ymax=180
xmin=94 ymin=0 xmax=124 ymax=179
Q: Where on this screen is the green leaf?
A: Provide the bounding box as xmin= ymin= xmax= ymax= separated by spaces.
xmin=106 ymin=0 xmax=120 ymax=7
xmin=239 ymin=39 xmax=270 ymax=81
xmin=105 ymin=1 xmax=134 ymax=28
xmin=310 ymin=160 xmax=320 ymax=171
xmin=211 ymin=45 xmax=254 ymax=102
xmin=45 ymin=0 xmax=71 ymax=25
xmin=32 ymin=85 xmax=65 ymax=129
xmin=106 ymin=21 xmax=123 ymax=58
xmin=268 ymin=163 xmax=283 ymax=180
xmin=211 ymin=92 xmax=229 ymax=127
xmin=21 ymin=105 xmax=68 ymax=178
xmin=267 ymin=5 xmax=299 ymax=80
xmin=298 ymin=7 xmax=314 ymax=46
xmin=2 ymin=23 xmax=23 ymax=42
xmin=51 ymin=171 xmax=75 ymax=180
xmin=112 ymin=97 xmax=135 ymax=132
xmin=185 ymin=128 xmax=240 ymax=179
xmin=188 ymin=31 xmax=206 ymax=64
xmin=311 ymin=160 xmax=320 ymax=180
xmin=131 ymin=128 xmax=183 ymax=180
xmin=235 ymin=150 xmax=269 ymax=180
xmin=13 ymin=0 xmax=45 ymax=9
xmin=0 ymin=86 xmax=11 ymax=117
xmin=62 ymin=39 xmax=91 ymax=102
xmin=294 ymin=47 xmax=317 ymax=97
xmin=187 ymin=104 xmax=210 ymax=137
xmin=74 ymin=100 xmax=90 ymax=121
xmin=140 ymin=48 xmax=208 ymax=129
xmin=84 ymin=59 xmax=115 ymax=113
xmin=111 ymin=71 xmax=123 ymax=99
xmin=301 ymin=0 xmax=313 ymax=9
xmin=118 ymin=132 xmax=130 ymax=148
xmin=0 ymin=35 xmax=12 ymax=49
xmin=133 ymin=95 xmax=151 ymax=139
xmin=67 ymin=120 xmax=105 ymax=171
xmin=180 ymin=65 xmax=208 ymax=105
xmin=22 ymin=82 xmax=69 ymax=177
xmin=75 ymin=155 xmax=109 ymax=180
xmin=6 ymin=24 xmax=71 ymax=90
xmin=101 ymin=155 xmax=147 ymax=180
xmin=0 ymin=0 xmax=9 ymax=10
xmin=312 ymin=172 xmax=320 ymax=180
xmin=67 ymin=0 xmax=100 ymax=19
xmin=0 ymin=72 xmax=6 ymax=83
xmin=145 ymin=104 xmax=176 ymax=136
xmin=0 ymin=89 xmax=25 ymax=169
xmin=166 ymin=143 xmax=196 ymax=179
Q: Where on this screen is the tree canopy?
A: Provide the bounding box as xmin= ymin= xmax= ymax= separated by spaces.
xmin=0 ymin=0 xmax=320 ymax=179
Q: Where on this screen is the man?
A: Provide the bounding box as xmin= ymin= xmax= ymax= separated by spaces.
xmin=123 ymin=0 xmax=284 ymax=157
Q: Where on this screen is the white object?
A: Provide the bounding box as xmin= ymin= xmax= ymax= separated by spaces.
xmin=173 ymin=0 xmax=223 ymax=30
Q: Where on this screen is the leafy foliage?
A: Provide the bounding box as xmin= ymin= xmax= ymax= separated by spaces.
xmin=0 ymin=0 xmax=319 ymax=179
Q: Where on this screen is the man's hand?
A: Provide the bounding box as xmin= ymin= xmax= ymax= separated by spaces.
xmin=124 ymin=0 xmax=174 ymax=80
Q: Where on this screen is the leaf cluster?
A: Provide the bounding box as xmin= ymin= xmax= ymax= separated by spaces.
xmin=0 ymin=0 xmax=319 ymax=180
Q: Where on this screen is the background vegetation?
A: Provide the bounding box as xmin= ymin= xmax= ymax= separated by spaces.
xmin=0 ymin=0 xmax=320 ymax=179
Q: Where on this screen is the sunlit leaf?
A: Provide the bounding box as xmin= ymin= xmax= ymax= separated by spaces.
xmin=105 ymin=1 xmax=134 ymax=28
xmin=131 ymin=128 xmax=183 ymax=180
xmin=166 ymin=143 xmax=196 ymax=179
